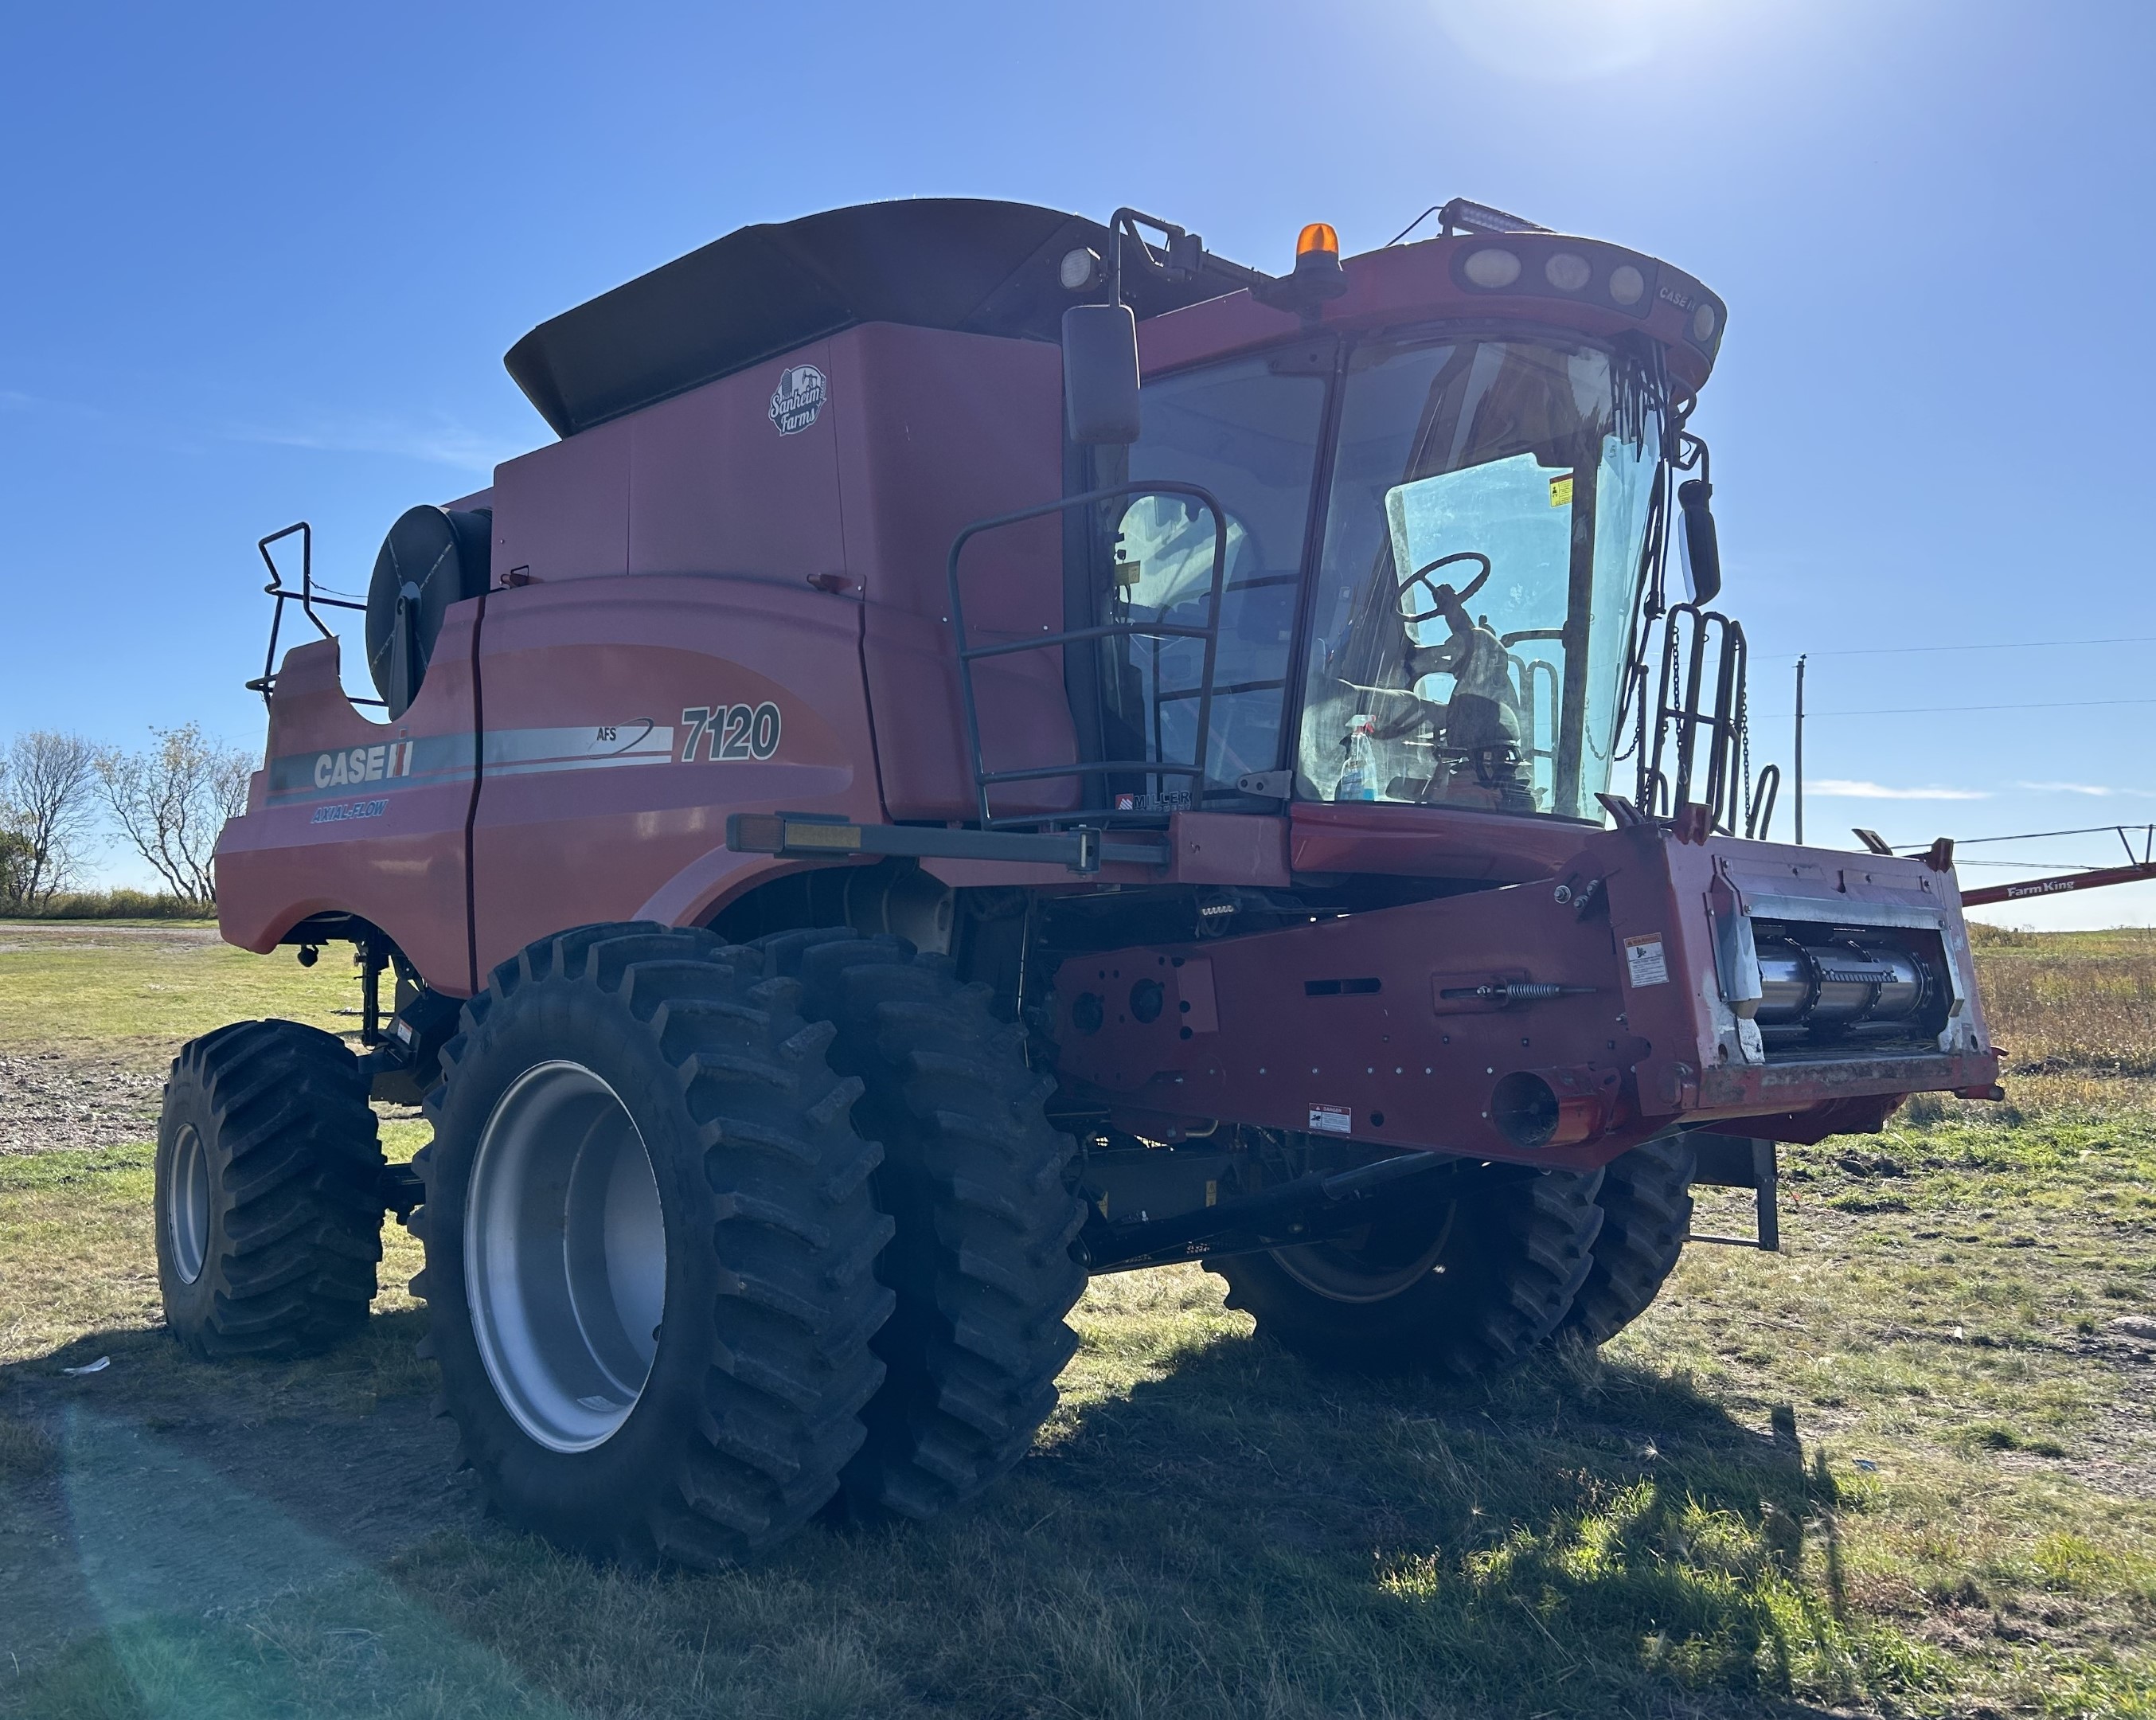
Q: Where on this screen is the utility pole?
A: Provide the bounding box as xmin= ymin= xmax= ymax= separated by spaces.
xmin=1794 ymin=654 xmax=1806 ymax=845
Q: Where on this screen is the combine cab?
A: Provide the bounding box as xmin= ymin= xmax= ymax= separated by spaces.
xmin=162 ymin=197 xmax=1999 ymax=1564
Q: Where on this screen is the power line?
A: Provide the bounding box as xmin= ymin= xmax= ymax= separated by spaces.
xmin=1917 ymin=824 xmax=2156 ymax=848
xmin=1756 ymin=696 xmax=2156 ymax=719
xmin=1794 ymin=634 xmax=2156 ymax=659
xmin=1954 ymin=859 xmax=2123 ymax=870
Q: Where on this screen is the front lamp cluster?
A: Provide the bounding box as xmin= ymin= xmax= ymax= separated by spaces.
xmin=1455 ymin=241 xmax=1721 ymax=354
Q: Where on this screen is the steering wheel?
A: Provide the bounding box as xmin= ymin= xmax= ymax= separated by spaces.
xmin=1398 ymin=549 xmax=1492 ymax=624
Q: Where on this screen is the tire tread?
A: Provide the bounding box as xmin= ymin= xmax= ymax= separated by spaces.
xmin=157 ymin=1019 xmax=384 ymax=1361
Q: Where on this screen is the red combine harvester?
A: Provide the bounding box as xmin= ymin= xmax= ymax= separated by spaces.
xmin=161 ymin=199 xmax=2000 ymax=1565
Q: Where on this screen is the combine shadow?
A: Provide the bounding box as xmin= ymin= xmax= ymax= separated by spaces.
xmin=0 ymin=1311 xmax=475 ymax=1669
xmin=2 ymin=1303 xmax=1857 ymax=1718
xmin=1006 ymin=1319 xmax=1854 ymax=1714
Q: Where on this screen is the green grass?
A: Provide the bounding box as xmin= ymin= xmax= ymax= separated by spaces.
xmin=0 ymin=931 xmax=2153 ymax=1716
xmin=0 ymin=921 xmax=362 ymax=1059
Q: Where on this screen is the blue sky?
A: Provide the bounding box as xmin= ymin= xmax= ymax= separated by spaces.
xmin=4 ymin=0 xmax=2151 ymax=924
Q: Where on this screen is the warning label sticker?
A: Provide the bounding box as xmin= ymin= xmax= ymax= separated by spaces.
xmin=1308 ymin=1104 xmax=1353 ymax=1136
xmin=1623 ymin=934 xmax=1670 ymax=987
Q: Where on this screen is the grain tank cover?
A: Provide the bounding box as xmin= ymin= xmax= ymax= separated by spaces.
xmin=505 ymin=198 xmax=1256 ymax=439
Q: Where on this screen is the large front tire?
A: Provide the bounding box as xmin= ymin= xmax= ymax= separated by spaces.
xmin=1557 ymin=1135 xmax=1696 ymax=1346
xmin=413 ymin=924 xmax=894 ymax=1567
xmin=155 ymin=1020 xmax=385 ymax=1360
xmin=1210 ymin=1165 xmax=1605 ymax=1376
xmin=759 ymin=932 xmax=1087 ymax=1522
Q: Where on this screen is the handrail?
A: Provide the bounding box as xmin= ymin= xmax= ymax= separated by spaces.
xmin=947 ymin=481 xmax=1229 ymax=829
xmin=1643 ymin=603 xmax=1745 ymax=833
xmin=1746 ymin=762 xmax=1781 ymax=840
xmin=246 ymin=522 xmax=383 ymax=709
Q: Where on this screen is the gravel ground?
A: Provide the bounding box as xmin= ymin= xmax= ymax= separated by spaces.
xmin=0 ymin=1049 xmax=166 ymax=1155
xmin=2 ymin=922 xmax=251 ymax=1154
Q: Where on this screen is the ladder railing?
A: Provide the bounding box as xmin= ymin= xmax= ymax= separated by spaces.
xmin=246 ymin=522 xmax=381 ymax=708
xmin=947 ymin=481 xmax=1228 ymax=829
xmin=1641 ymin=602 xmax=1764 ymax=836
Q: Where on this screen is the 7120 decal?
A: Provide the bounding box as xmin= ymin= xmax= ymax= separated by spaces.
xmin=680 ymin=703 xmax=782 ymax=762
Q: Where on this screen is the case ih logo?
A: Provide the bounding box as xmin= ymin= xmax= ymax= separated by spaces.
xmin=768 ymin=364 xmax=827 ymax=435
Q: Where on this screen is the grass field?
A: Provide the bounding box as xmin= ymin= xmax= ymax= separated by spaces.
xmin=1 ymin=921 xmax=2152 ymax=1718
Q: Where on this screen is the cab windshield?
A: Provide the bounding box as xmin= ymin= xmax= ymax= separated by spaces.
xmin=1074 ymin=330 xmax=1661 ymax=823
xmin=1300 ymin=334 xmax=1661 ymax=820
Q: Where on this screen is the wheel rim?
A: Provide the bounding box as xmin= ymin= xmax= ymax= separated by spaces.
xmin=169 ymin=1123 xmax=211 ymax=1284
xmin=466 ymin=1061 xmax=666 ymax=1452
xmin=1272 ymin=1200 xmax=1459 ymax=1303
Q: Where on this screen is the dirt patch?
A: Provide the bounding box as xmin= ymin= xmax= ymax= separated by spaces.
xmin=0 ymin=1049 xmax=166 ymax=1155
xmin=2052 ymin=1329 xmax=2156 ymax=1501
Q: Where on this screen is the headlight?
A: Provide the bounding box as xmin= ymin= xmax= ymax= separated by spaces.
xmin=1544 ymin=252 xmax=1591 ymax=292
xmin=1060 ymin=247 xmax=1104 ymax=293
xmin=1462 ymin=248 xmax=1521 ymax=288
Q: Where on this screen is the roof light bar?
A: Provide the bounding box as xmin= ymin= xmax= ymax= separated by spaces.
xmin=1439 ymin=197 xmax=1552 ymax=237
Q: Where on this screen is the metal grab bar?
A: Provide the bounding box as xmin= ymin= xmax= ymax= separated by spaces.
xmin=1746 ymin=763 xmax=1781 ymax=840
xmin=946 ymin=481 xmax=1229 ymax=829
xmin=247 ymin=522 xmax=383 ymax=708
xmin=1643 ymin=603 xmax=1746 ymax=833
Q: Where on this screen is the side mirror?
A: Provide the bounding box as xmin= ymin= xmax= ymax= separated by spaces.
xmin=1061 ymin=303 xmax=1141 ymax=444
xmin=1678 ymin=478 xmax=1721 ymax=604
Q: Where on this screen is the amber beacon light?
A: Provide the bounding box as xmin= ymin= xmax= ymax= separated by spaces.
xmin=1282 ymin=221 xmax=1348 ymax=305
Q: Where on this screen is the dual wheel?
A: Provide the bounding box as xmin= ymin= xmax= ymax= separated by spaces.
xmin=154 ymin=924 xmax=1082 ymax=1566
xmin=408 ymin=924 xmax=1084 ymax=1562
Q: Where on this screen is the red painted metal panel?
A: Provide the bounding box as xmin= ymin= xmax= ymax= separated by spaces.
xmin=834 ymin=322 xmax=1073 ymax=820
xmin=466 ymin=576 xmax=881 ymax=974
xmin=627 ymin=341 xmax=846 ymax=584
xmin=491 ymin=417 xmax=631 ymax=583
xmin=1166 ymin=811 xmax=1290 ymax=887
xmin=1289 ymin=800 xmax=1588 ymax=883
xmin=215 ymin=622 xmax=479 ymax=992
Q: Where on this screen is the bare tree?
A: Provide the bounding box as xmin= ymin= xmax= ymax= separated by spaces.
xmin=0 ymin=730 xmax=100 ymax=910
xmin=0 ymin=828 xmax=34 ymax=911
xmin=96 ymin=724 xmax=255 ymax=905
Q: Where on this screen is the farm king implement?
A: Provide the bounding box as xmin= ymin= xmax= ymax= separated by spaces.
xmin=158 ymin=198 xmax=1999 ymax=1564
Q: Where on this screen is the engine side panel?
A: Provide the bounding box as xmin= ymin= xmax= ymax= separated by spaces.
xmin=467 ymin=575 xmax=881 ymax=973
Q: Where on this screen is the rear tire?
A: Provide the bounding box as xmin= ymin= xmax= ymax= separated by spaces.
xmin=155 ymin=1019 xmax=385 ymax=1360
xmin=412 ymin=923 xmax=894 ymax=1566
xmin=758 ymin=931 xmax=1087 ymax=1522
xmin=1558 ymin=1135 xmax=1696 ymax=1346
xmin=1209 ymin=1165 xmax=1604 ymax=1377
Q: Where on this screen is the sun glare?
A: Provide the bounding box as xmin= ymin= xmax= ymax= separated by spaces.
xmin=1429 ymin=0 xmax=1719 ymax=83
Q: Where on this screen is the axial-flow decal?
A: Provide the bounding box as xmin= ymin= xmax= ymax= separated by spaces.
xmin=311 ymin=799 xmax=389 ymax=824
